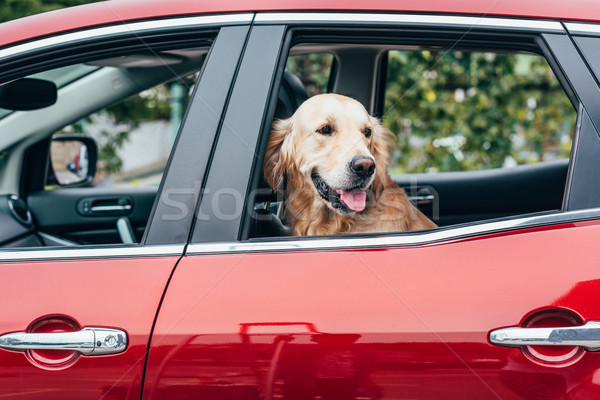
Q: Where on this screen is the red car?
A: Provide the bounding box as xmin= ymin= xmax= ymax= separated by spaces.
xmin=1 ymin=0 xmax=600 ymax=398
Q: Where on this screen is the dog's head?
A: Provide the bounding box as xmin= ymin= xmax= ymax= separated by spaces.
xmin=264 ymin=93 xmax=392 ymax=215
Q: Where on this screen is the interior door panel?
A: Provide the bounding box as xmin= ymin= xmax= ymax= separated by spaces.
xmin=27 ymin=187 xmax=157 ymax=244
xmin=396 ymin=159 xmax=568 ymax=227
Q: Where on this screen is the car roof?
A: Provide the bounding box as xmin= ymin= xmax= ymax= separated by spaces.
xmin=1 ymin=0 xmax=600 ymax=49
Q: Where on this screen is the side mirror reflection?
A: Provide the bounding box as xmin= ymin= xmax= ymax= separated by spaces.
xmin=49 ymin=136 xmax=97 ymax=187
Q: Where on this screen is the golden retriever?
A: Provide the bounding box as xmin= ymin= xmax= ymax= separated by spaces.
xmin=263 ymin=93 xmax=436 ymax=236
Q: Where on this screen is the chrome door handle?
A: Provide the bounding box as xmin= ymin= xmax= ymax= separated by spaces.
xmin=0 ymin=327 xmax=127 ymax=356
xmin=407 ymin=194 xmax=435 ymax=205
xmin=490 ymin=321 xmax=600 ymax=351
xmin=90 ymin=204 xmax=132 ymax=213
xmin=405 ymin=187 xmax=436 ymax=206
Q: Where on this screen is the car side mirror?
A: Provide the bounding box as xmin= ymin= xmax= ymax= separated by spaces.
xmin=0 ymin=78 xmax=57 ymax=110
xmin=48 ymin=135 xmax=98 ymax=187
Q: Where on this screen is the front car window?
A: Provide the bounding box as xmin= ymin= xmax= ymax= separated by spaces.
xmin=0 ymin=44 xmax=210 ymax=247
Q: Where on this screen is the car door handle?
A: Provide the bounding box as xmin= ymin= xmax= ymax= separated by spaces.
xmin=490 ymin=321 xmax=600 ymax=350
xmin=90 ymin=204 xmax=132 ymax=213
xmin=78 ymin=197 xmax=133 ymax=216
xmin=0 ymin=327 xmax=127 ymax=356
xmin=404 ymin=186 xmax=436 ymax=206
xmin=408 ymin=193 xmax=435 ymax=205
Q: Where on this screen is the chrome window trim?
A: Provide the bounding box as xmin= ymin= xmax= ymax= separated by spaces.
xmin=186 ymin=208 xmax=600 ymax=255
xmin=565 ymin=22 xmax=600 ymax=36
xmin=254 ymin=12 xmax=564 ymax=33
xmin=0 ymin=244 xmax=184 ymax=262
xmin=0 ymin=13 xmax=253 ymax=61
xmin=3 ymin=209 xmax=597 ymax=260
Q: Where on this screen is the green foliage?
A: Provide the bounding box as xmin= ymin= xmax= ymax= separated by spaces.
xmin=383 ymin=50 xmax=575 ymax=173
xmin=0 ymin=0 xmax=102 ymax=22
xmin=96 ymin=129 xmax=128 ymax=175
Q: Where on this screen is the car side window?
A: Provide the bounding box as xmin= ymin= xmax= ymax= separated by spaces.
xmin=0 ymin=43 xmax=211 ymax=248
xmin=249 ymin=36 xmax=577 ymax=238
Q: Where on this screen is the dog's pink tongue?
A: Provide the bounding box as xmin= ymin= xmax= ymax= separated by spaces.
xmin=338 ymin=189 xmax=367 ymax=211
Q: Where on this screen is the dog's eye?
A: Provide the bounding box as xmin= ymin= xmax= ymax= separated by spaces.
xmin=364 ymin=128 xmax=372 ymax=138
xmin=317 ymin=125 xmax=332 ymax=135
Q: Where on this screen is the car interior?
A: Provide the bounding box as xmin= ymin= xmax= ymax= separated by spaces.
xmin=0 ymin=36 xmax=575 ymax=247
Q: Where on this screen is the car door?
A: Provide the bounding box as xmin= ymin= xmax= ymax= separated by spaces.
xmin=0 ymin=14 xmax=251 ymax=400
xmin=143 ymin=15 xmax=600 ymax=399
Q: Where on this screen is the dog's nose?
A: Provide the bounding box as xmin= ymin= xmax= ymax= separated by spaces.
xmin=350 ymin=156 xmax=375 ymax=178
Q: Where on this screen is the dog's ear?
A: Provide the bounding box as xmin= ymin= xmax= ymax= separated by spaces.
xmin=369 ymin=116 xmax=394 ymax=196
xmin=263 ymin=118 xmax=293 ymax=191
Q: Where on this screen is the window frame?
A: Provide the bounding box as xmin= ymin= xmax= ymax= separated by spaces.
xmin=187 ymin=13 xmax=600 ymax=249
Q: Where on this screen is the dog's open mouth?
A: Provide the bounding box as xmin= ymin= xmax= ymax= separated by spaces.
xmin=311 ymin=173 xmax=368 ymax=214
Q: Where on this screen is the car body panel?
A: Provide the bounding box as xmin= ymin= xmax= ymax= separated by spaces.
xmin=0 ymin=255 xmax=179 ymax=399
xmin=2 ymin=0 xmax=600 ymax=50
xmin=145 ymin=221 xmax=600 ymax=399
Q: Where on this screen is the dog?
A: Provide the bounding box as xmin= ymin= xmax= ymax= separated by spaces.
xmin=263 ymin=93 xmax=436 ymax=236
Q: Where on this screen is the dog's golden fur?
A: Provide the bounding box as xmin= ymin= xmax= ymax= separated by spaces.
xmin=264 ymin=93 xmax=436 ymax=236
